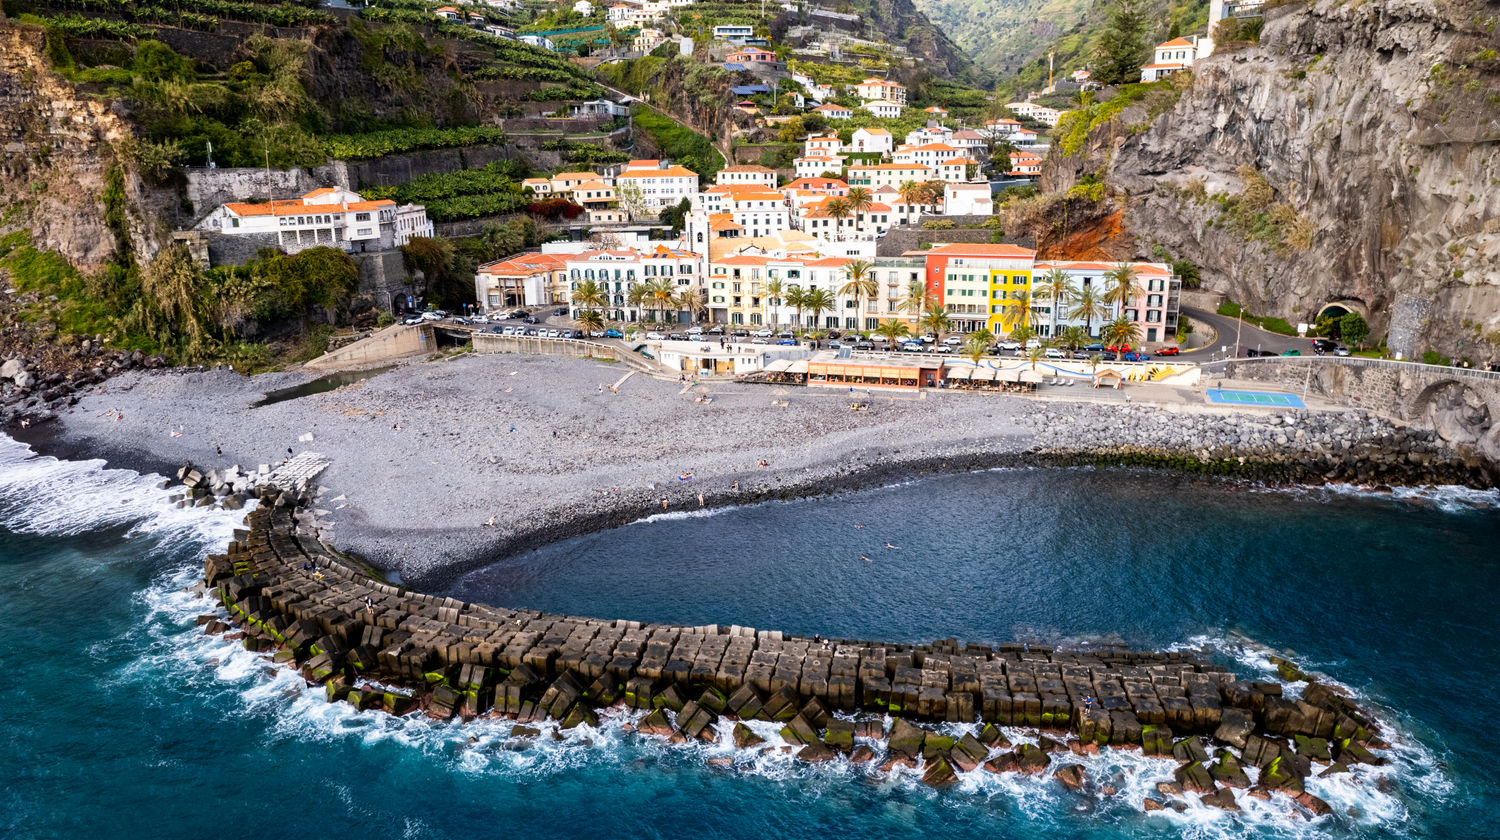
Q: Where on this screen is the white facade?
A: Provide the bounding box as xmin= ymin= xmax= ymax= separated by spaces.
xmin=864 ymin=100 xmax=902 ymax=119
xmin=853 ymin=78 xmax=906 ymax=105
xmin=795 ymin=156 xmax=844 ymax=179
xmin=615 ymin=164 xmax=700 ymax=210
xmin=717 ymin=165 xmax=778 ymax=188
xmin=202 ymin=187 xmax=432 ymax=254
xmin=850 ymin=128 xmax=893 ymax=154
xmin=942 ymin=183 xmax=993 ymax=216
xmin=565 ymin=247 xmax=701 ymax=322
xmin=1141 ymin=36 xmax=1202 ymax=82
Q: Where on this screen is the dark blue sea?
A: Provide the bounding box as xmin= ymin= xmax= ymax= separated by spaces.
xmin=3 ymin=434 xmax=1498 ymax=839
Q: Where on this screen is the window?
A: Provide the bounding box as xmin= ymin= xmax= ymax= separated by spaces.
xmin=355 ymin=212 xmax=370 ymax=222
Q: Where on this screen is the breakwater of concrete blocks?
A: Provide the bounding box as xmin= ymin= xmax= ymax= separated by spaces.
xmin=200 ymin=495 xmax=1391 ymax=814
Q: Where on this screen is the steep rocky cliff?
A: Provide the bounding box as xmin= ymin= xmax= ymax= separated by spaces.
xmin=0 ymin=24 xmax=158 ymax=268
xmin=1043 ymin=0 xmax=1500 ymax=361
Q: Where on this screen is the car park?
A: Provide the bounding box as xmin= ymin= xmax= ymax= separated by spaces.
xmin=604 ymin=328 xmax=623 ymax=339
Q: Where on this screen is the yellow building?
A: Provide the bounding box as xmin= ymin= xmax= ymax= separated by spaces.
xmin=922 ymin=244 xmax=1037 ymax=334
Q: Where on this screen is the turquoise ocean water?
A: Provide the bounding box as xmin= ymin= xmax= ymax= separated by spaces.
xmin=3 ymin=434 xmax=1498 ymax=839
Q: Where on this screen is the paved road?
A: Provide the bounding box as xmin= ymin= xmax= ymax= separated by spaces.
xmin=1183 ymin=306 xmax=1311 ymax=359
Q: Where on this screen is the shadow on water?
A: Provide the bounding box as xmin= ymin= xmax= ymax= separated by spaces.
xmin=252 ymin=365 xmax=394 ymax=407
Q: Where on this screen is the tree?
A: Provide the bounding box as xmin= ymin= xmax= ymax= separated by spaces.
xmin=616 ymin=181 xmax=650 ymax=221
xmin=1009 ymin=323 xmax=1035 ymax=345
xmin=983 ymin=135 xmax=1015 ymax=177
xmin=676 ymin=286 xmax=708 ymax=324
xmin=1024 ymin=344 xmax=1047 ymax=370
xmin=626 ymin=283 xmax=650 ymax=322
xmin=875 ymin=319 xmax=910 ymax=351
xmin=845 ymin=187 xmax=874 ymax=229
xmin=650 ymin=278 xmax=677 ymax=323
xmin=136 ymin=243 xmax=207 ymax=350
xmin=1010 ymin=287 xmax=1035 ymax=334
xmin=576 ymin=309 xmax=605 ymax=336
xmin=765 ymin=278 xmax=783 ymax=329
xmin=825 ymin=196 xmax=852 ymax=237
xmin=1103 ymin=315 xmax=1142 ymax=350
xmin=1171 ymin=258 xmax=1200 ymax=289
xmin=919 ymin=303 xmax=951 ymax=341
xmin=1103 ymin=263 xmax=1142 ymax=325
xmin=1093 ymin=0 xmax=1149 ymax=86
xmin=1070 ymin=284 xmax=1108 ymax=336
xmin=659 ymin=197 xmax=691 ymax=234
xmin=1036 ymin=268 xmax=1073 ymax=340
xmin=572 ymin=278 xmax=607 ymax=311
xmin=898 ymin=180 xmax=922 ymax=211
xmin=838 ymin=260 xmax=876 ymax=330
xmin=1340 ymin=312 xmax=1370 ymax=348
xmin=401 ymin=236 xmax=457 ymax=304
xmin=899 ymin=280 xmax=931 ymax=319
xmin=786 ymin=285 xmax=807 ymax=329
xmin=964 ymin=328 xmax=994 ymax=366
xmin=776 ymin=116 xmax=805 ymax=143
xmin=802 ymin=287 xmax=835 ymax=330
xmin=1061 ymin=325 xmax=1089 ymax=353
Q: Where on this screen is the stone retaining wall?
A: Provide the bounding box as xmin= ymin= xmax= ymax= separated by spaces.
xmin=196 ymin=500 xmax=1391 ymax=805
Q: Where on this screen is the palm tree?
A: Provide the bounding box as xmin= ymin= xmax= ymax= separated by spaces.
xmin=1088 ymin=352 xmax=1103 ymax=373
xmin=626 ymin=283 xmax=650 ymax=323
xmin=675 ymin=286 xmax=708 ymax=325
xmin=874 ymin=319 xmax=910 ymax=352
xmin=964 ymin=328 xmax=993 ymax=366
xmin=919 ymin=303 xmax=951 ymax=342
xmin=897 ymin=180 xmax=922 ymax=220
xmin=1103 ymin=315 xmax=1142 ymax=352
xmin=1024 ymin=344 xmax=1047 ymax=371
xmin=1036 ymin=268 xmax=1072 ymax=340
xmin=765 ymin=278 xmax=783 ymax=330
xmin=1103 ymin=262 xmax=1142 ymax=320
xmin=1069 ymin=284 xmax=1108 ymax=337
xmin=1010 ymin=287 xmax=1035 ymax=335
xmin=572 ymin=278 xmax=607 ymax=313
xmin=1009 ymin=323 xmax=1035 ymax=345
xmin=899 ymin=279 xmax=931 ymax=317
xmin=839 ymin=260 xmax=876 ymax=331
xmin=785 ymin=285 xmax=806 ymax=330
xmin=802 ymin=287 xmax=835 ymax=331
xmin=825 ymin=196 xmax=852 ymax=238
xmin=845 ymin=186 xmax=874 ymax=230
xmin=1061 ymin=325 xmax=1089 ymax=354
xmin=650 ymin=278 xmax=677 ymax=324
xmin=576 ymin=309 xmax=605 ymax=336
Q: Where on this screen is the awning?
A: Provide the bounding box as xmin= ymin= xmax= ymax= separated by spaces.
xmin=947 ymin=367 xmax=973 ymax=381
xmin=996 ymin=368 xmax=1020 ymax=383
xmin=765 ymin=359 xmax=792 ymax=373
xmin=788 ymin=360 xmax=809 ymax=374
xmin=1019 ymin=369 xmax=1045 ymax=383
xmin=972 ymin=368 xmax=996 ymax=382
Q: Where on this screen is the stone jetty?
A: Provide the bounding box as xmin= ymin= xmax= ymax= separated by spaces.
xmin=200 ymin=491 xmax=1390 ymax=812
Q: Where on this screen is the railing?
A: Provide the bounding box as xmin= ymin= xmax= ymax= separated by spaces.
xmin=1198 ymin=354 xmax=1500 ymax=383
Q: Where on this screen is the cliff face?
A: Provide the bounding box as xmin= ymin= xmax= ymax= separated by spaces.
xmin=0 ymin=24 xmax=155 ymax=268
xmin=1044 ymin=0 xmax=1500 ymax=360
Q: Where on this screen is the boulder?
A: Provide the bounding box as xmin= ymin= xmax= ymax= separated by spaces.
xmin=921 ymin=734 xmax=957 ymax=761
xmin=1259 ymin=754 xmax=1306 ymax=793
xmin=1014 ymin=743 xmax=1051 ymax=774
xmin=1318 ymin=761 xmax=1350 ymax=777
xmin=1199 ymin=788 xmax=1241 ymax=811
xmin=888 ymin=718 xmax=926 ymax=759
xmin=823 ymin=719 xmax=856 ymax=753
xmin=511 ymin=725 xmax=541 ymax=738
xmin=780 ymin=713 xmax=820 ymax=747
xmin=1209 ymin=750 xmax=1250 ymax=788
xmin=1214 ymin=708 xmax=1255 ymax=749
xmin=922 ymin=756 xmax=958 ymax=787
xmin=950 ymin=732 xmax=989 ymax=772
xmin=978 ymin=723 xmax=1011 ymax=748
xmin=1173 ymin=762 xmax=1216 ymax=794
xmin=1295 ymin=792 xmax=1334 ymax=816
xmin=1294 ymin=734 xmax=1332 ymax=763
xmin=1143 ymin=798 xmax=1165 ymax=812
xmin=0 ymin=359 xmax=24 ymax=381
xmin=984 ymin=752 xmax=1019 ymax=774
xmin=849 ymin=745 xmax=877 ymax=763
xmin=1172 ymin=736 xmax=1209 ymax=764
xmin=1054 ymin=764 xmax=1086 ymax=791
xmin=797 ymin=742 xmax=837 ymax=763
xmin=733 ymin=722 xmax=765 ymax=749
xmin=638 ymin=708 xmax=674 ymax=737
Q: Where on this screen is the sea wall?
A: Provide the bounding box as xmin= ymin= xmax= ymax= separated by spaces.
xmin=196 ymin=500 xmax=1390 ymax=806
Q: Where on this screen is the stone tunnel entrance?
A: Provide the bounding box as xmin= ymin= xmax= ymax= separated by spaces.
xmin=1316 ymin=300 xmax=1369 ymax=338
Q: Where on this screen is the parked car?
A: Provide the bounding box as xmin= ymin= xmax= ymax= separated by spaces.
xmin=523 ymin=328 xmax=538 ymax=336
xmin=751 ymin=337 xmax=769 ymax=345
xmin=1311 ymin=338 xmax=1338 ymax=353
xmin=554 ymin=307 xmax=568 ymax=316
xmin=1044 ymin=348 xmax=1066 ymax=359
xmin=777 ymin=332 xmax=795 ymax=341
xmin=753 ymin=328 xmax=774 ymax=337
xmin=1244 ymin=348 xmax=1261 ymax=357
xmin=943 ymin=336 xmax=963 ymax=346
xmin=668 ymin=333 xmax=687 ymax=341
xmin=544 ymin=329 xmax=560 ymax=338
xmin=401 ymin=316 xmax=423 ymax=325
xmin=901 ymin=341 xmax=924 ymax=352
xmin=1333 ymin=347 xmax=1351 ymax=356
xmin=933 ymin=344 xmax=954 ymax=353
xmin=686 ymin=326 xmax=704 ymax=335
xmin=524 ymin=315 xmax=538 ymax=324
xmin=777 ymin=338 xmax=798 ymax=346
xmin=1124 ymin=351 xmax=1151 ymax=362
xmin=604 ymin=328 xmax=623 ymax=339
xmin=1025 ymin=338 xmax=1042 ymax=350
xmin=1070 ymin=351 xmax=1091 ymax=360
xmin=1084 ymin=343 xmax=1104 ymax=352
xmin=489 ymin=326 xmax=504 ymax=334
xmin=645 ymin=332 xmax=666 ymax=340
xmin=731 ymin=329 xmax=750 ymax=337
xmin=870 ymin=334 xmax=889 ymax=343
xmin=920 ymin=334 xmax=937 ymax=344
xmin=1280 ymin=348 xmax=1301 ymax=356
xmin=419 ymin=311 xmax=443 ymax=322
xmin=707 ymin=326 xmax=724 ymax=335
xmin=998 ymin=340 xmax=1021 ymax=351
xmin=854 ymin=341 xmax=874 ymax=351
xmin=827 ymin=341 xmax=845 ymax=350
xmin=470 ymin=315 xmax=489 ymax=324
xmin=1155 ymin=346 xmax=1179 ymax=356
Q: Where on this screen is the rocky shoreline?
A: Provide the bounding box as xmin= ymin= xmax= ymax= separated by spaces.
xmin=195 ymin=498 xmax=1390 ymax=815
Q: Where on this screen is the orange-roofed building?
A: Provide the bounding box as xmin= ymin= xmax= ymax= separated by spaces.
xmin=717 ymin=164 xmax=778 ymax=188
xmin=206 ymin=186 xmax=431 ymax=255
xmin=1141 ymin=35 xmax=1202 ymax=82
xmin=614 ymin=163 xmax=699 ymax=210
xmin=1031 ymin=260 xmax=1180 ymax=342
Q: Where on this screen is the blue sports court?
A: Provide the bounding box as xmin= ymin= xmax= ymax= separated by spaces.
xmin=1206 ymin=389 xmax=1306 ymax=408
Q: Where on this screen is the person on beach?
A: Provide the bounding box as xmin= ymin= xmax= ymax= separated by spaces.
xmin=731 ymin=480 xmax=739 ymax=491
xmin=364 ymin=596 xmax=374 ymax=615
xmin=661 ymin=497 xmax=668 ymax=509
xmin=482 ymin=516 xmax=496 ymax=527
xmin=678 ymin=472 xmax=692 ymax=481
xmin=598 ymin=384 xmax=604 ymax=394
xmin=698 ymin=493 xmax=705 ymax=507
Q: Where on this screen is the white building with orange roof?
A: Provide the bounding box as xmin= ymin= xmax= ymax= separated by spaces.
xmin=950 ymin=129 xmax=986 ymax=155
xmin=982 ymin=118 xmax=1022 ymax=138
xmin=559 ymin=245 xmax=700 ymax=322
xmin=893 ymin=142 xmax=961 ymax=169
xmin=811 ymin=103 xmax=852 ymax=120
xmin=203 ymin=186 xmax=431 ymax=254
xmin=707 ymin=250 xmax=863 ymax=328
xmin=550 ymin=170 xmax=608 ymax=194
xmin=942 ymin=183 xmax=993 ymax=216
xmin=850 ymin=127 xmax=893 ymax=154
xmin=614 ymin=161 xmax=699 ymax=210
xmin=923 ymin=106 xmax=948 ymax=117
xmin=853 ymin=77 xmax=906 ymax=105
xmin=845 ymin=162 xmax=931 ymax=189
xmin=794 ymin=155 xmax=845 ymax=180
xmin=717 ymin=165 xmax=778 ymax=188
xmin=691 ymin=184 xmax=790 ymax=239
xmin=521 ymin=178 xmax=553 ymax=195
xmin=803 ymin=134 xmax=842 ymax=157
xmin=1008 ymin=151 xmax=1043 ymax=178
xmin=434 ymin=6 xmax=462 ymax=21
xmin=475 ymin=252 xmax=568 ymax=309
xmin=864 ymin=100 xmax=903 ymax=119
xmin=781 ymin=177 xmax=849 ymax=209
xmin=1141 ymin=35 xmax=1202 ymax=82
xmin=797 ymin=194 xmax=900 ymax=242
xmin=934 ymin=156 xmax=982 ymax=183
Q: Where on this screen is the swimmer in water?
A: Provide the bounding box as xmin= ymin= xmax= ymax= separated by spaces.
xmin=859 ymin=554 xmax=871 ymax=562
xmin=885 ymin=542 xmax=900 ymax=549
